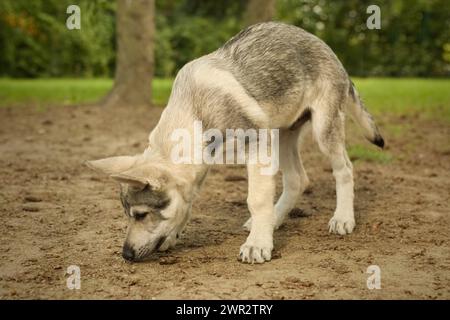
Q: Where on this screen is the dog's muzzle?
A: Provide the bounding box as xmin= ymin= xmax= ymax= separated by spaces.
xmin=122 ymin=236 xmax=167 ymax=262
xmin=122 ymin=243 xmax=135 ymax=261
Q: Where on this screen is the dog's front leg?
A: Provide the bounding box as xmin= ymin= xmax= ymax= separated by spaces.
xmin=240 ymin=163 xmax=276 ymax=264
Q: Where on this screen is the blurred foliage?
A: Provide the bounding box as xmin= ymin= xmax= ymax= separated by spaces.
xmin=0 ymin=0 xmax=115 ymax=77
xmin=278 ymin=0 xmax=450 ymax=77
xmin=0 ymin=0 xmax=448 ymax=78
xmin=154 ymin=0 xmax=245 ymax=77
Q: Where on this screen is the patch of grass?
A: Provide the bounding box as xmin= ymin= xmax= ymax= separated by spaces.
xmin=347 ymin=144 xmax=393 ymax=164
xmin=152 ymin=78 xmax=173 ymax=106
xmin=0 ymin=78 xmax=173 ymax=107
xmin=352 ymin=78 xmax=450 ymax=122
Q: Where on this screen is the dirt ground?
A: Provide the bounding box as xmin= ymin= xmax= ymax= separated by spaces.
xmin=0 ymin=103 xmax=449 ymax=300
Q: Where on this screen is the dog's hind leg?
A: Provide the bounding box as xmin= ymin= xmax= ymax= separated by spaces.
xmin=273 ymin=126 xmax=311 ymax=228
xmin=311 ymin=89 xmax=355 ymax=235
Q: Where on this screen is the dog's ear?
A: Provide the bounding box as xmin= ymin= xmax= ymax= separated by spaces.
xmin=85 ymin=156 xmax=138 ymax=175
xmin=110 ymin=163 xmax=170 ymax=191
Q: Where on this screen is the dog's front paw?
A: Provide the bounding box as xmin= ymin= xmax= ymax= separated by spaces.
xmin=328 ymin=216 xmax=355 ymax=235
xmin=239 ymin=237 xmax=273 ymax=264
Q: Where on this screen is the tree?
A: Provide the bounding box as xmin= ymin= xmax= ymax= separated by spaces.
xmin=244 ymin=0 xmax=276 ymax=27
xmin=102 ymin=0 xmax=155 ymax=107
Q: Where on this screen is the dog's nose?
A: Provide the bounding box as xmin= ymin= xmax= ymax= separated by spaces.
xmin=122 ymin=244 xmax=135 ymax=261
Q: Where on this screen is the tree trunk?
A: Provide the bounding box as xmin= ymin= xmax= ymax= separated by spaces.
xmin=102 ymin=0 xmax=155 ymax=108
xmin=244 ymin=0 xmax=276 ymax=27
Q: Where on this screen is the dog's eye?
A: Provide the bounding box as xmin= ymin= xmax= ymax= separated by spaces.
xmin=134 ymin=211 xmax=148 ymax=221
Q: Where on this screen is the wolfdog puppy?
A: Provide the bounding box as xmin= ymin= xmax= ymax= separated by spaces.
xmin=87 ymin=22 xmax=384 ymax=263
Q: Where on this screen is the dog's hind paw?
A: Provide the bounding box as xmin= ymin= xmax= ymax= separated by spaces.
xmin=328 ymin=216 xmax=355 ymax=235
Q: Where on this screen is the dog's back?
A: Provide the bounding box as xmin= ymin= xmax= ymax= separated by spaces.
xmin=216 ymin=22 xmax=348 ymax=104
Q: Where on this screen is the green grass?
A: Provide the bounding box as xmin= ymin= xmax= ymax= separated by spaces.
xmin=0 ymin=78 xmax=173 ymax=107
xmin=151 ymin=78 xmax=173 ymax=105
xmin=347 ymin=144 xmax=393 ymax=164
xmin=352 ymin=78 xmax=450 ymax=122
xmin=1 ymin=78 xmax=448 ymax=119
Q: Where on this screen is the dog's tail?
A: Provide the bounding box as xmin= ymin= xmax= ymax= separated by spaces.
xmin=346 ymin=81 xmax=384 ymax=148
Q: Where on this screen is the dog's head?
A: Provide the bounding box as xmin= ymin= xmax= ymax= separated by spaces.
xmin=86 ymin=155 xmax=192 ymax=262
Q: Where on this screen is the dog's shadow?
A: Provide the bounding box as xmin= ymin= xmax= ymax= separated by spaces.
xmin=137 ymin=209 xmax=318 ymax=264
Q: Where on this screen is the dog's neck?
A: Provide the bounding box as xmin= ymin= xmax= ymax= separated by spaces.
xmin=145 ymin=99 xmax=209 ymax=196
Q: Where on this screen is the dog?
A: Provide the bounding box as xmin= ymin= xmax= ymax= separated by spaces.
xmin=87 ymin=22 xmax=384 ymax=264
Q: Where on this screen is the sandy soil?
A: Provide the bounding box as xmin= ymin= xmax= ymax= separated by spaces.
xmin=0 ymin=103 xmax=449 ymax=300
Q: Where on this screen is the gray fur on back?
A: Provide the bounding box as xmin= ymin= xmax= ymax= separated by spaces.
xmin=215 ymin=22 xmax=348 ymax=104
